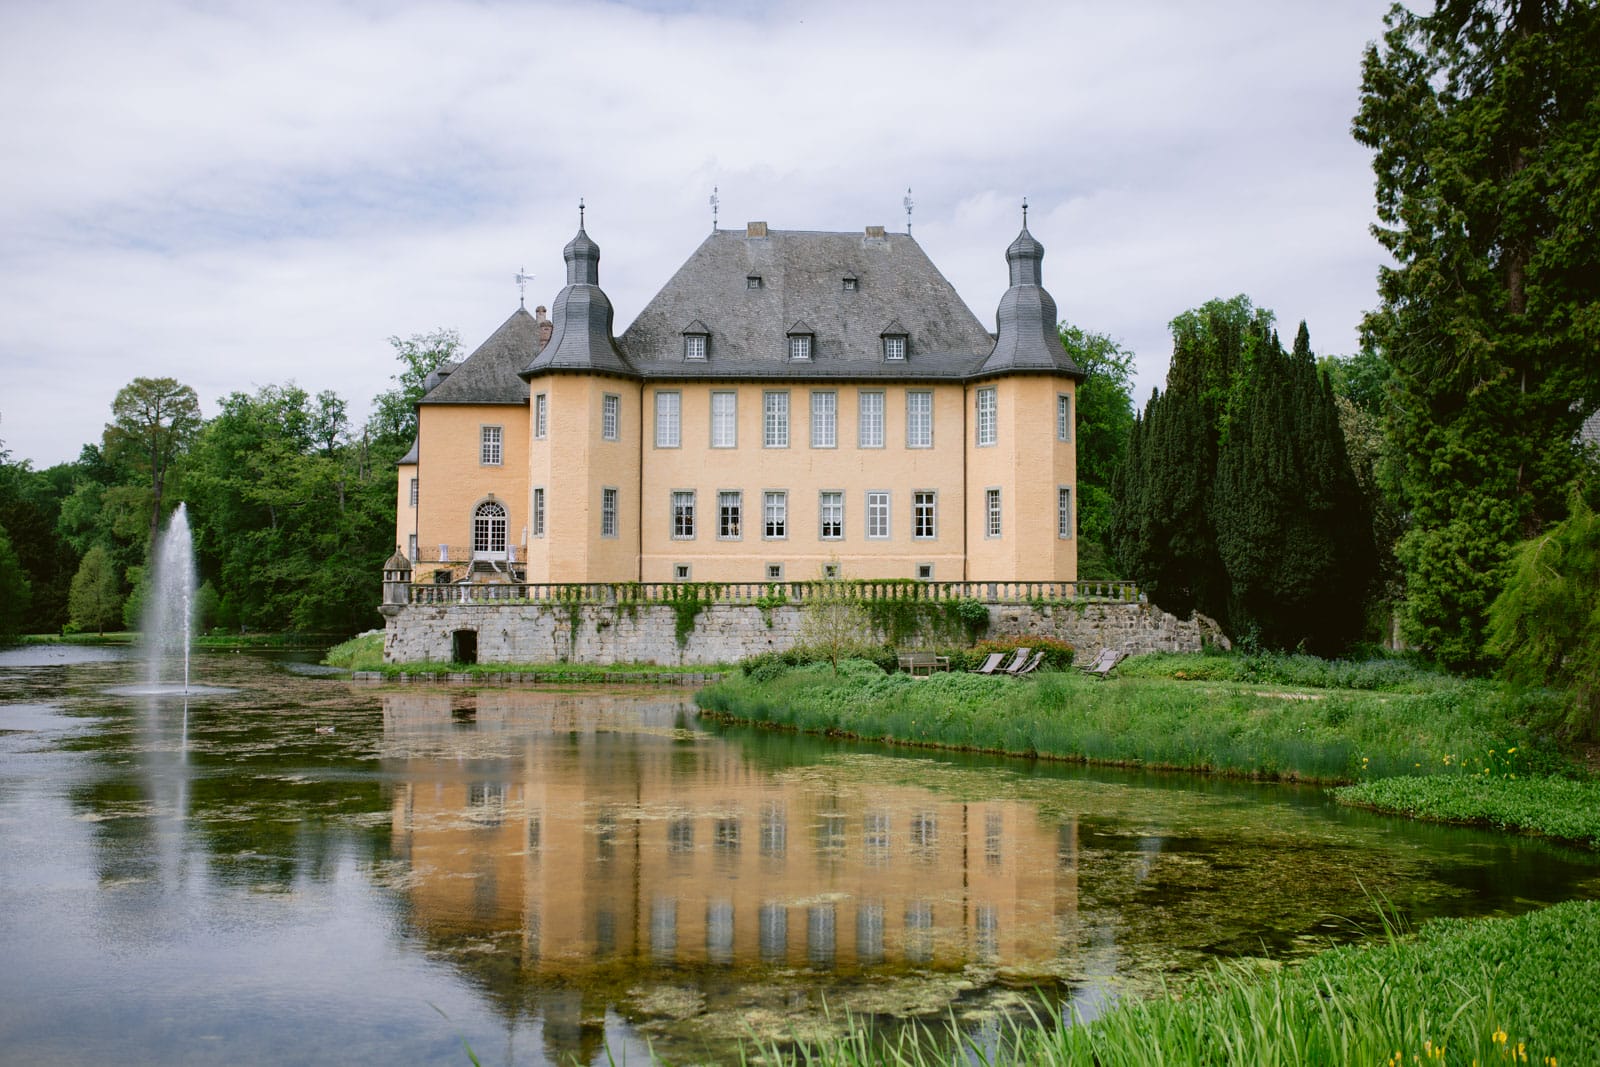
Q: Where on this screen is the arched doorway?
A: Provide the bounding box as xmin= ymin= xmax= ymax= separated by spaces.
xmin=472 ymin=500 xmax=508 ymax=561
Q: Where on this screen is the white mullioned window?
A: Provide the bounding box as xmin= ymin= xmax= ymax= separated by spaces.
xmin=532 ymin=487 xmax=545 ymax=536
xmin=819 ymin=491 xmax=843 ymax=540
xmin=866 ymin=491 xmax=889 ymax=539
xmin=655 ymin=391 xmax=681 ymax=448
xmin=409 ymin=478 xmax=418 ymax=507
xmin=976 ymin=387 xmax=996 ymax=446
xmin=986 ymin=488 xmax=1002 ymax=538
xmin=789 ymin=335 xmax=812 ymax=361
xmin=685 ymin=334 xmax=707 ymax=361
xmin=672 ymin=490 xmax=695 ymax=539
xmin=601 ymin=487 xmax=618 ymax=538
xmin=913 ymin=491 xmax=936 ymax=539
xmin=602 ymin=394 xmax=620 ymax=441
xmin=1058 ymin=486 xmax=1073 ymax=539
xmin=718 ymin=491 xmax=742 ymax=539
xmin=481 ymin=425 xmax=503 ymax=465
xmin=884 ymin=335 xmax=906 ymax=361
xmin=858 ymin=391 xmax=884 ymax=448
xmin=534 ymin=394 xmax=547 ymax=438
xmin=711 ymin=391 xmax=737 ymax=447
xmin=811 ymin=391 xmax=836 ymax=448
xmin=906 ymin=391 xmax=932 ymax=448
xmin=763 ymin=491 xmax=787 ymax=539
xmin=474 ymin=500 xmax=508 ymax=554
xmin=763 ymin=391 xmax=789 ymax=447
xmin=1057 ymin=393 xmax=1071 ymax=442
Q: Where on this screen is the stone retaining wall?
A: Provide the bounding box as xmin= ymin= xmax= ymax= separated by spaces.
xmin=383 ymin=598 xmax=1212 ymax=666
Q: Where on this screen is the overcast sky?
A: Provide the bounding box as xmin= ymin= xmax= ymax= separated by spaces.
xmin=0 ymin=0 xmax=1397 ymax=468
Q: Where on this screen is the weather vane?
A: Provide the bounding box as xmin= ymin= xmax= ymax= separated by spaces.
xmin=710 ymin=186 xmax=720 ymax=233
xmin=903 ymin=187 xmax=914 ymax=234
xmin=515 ymin=267 xmax=533 ymax=309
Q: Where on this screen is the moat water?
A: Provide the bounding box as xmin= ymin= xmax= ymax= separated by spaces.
xmin=2 ymin=646 xmax=1596 ymax=1065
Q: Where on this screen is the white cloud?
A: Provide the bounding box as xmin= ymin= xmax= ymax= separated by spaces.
xmin=0 ymin=0 xmax=1393 ymax=466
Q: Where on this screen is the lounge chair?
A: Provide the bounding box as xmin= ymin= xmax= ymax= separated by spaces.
xmin=969 ymin=652 xmax=1007 ymax=674
xmin=996 ymin=648 xmax=1031 ymax=674
xmin=1077 ymin=648 xmax=1127 ymax=679
xmin=1009 ymin=650 xmax=1047 ymax=676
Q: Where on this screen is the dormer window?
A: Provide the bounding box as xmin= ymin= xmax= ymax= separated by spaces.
xmin=842 ymin=276 xmax=858 ymax=292
xmin=681 ymin=320 xmax=710 ymax=361
xmin=786 ymin=321 xmax=814 ymax=362
xmin=747 ymin=275 xmax=763 ymax=289
xmin=883 ymin=335 xmax=906 ymax=361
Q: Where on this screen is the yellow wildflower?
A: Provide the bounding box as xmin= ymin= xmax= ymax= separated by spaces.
xmin=1493 ymin=1029 xmax=1508 ymax=1045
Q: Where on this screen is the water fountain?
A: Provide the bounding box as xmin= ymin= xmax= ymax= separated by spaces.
xmin=145 ymin=503 xmax=197 ymax=693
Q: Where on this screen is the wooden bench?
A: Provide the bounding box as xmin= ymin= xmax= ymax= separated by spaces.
xmin=896 ymin=651 xmax=950 ymax=677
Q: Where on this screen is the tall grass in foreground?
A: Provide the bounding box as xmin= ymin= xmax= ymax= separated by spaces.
xmin=697 ymin=661 xmax=1534 ymax=783
xmin=749 ymin=901 xmax=1597 ymax=1067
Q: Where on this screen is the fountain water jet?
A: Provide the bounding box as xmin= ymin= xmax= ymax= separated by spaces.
xmin=144 ymin=503 xmax=197 ymax=693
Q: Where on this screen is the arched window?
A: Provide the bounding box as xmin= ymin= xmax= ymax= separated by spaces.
xmin=473 ymin=501 xmax=508 ymax=559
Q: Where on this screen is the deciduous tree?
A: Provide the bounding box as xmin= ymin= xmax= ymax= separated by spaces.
xmin=68 ymin=544 xmax=121 ymax=635
xmin=1059 ymin=324 xmax=1135 ymax=578
xmin=102 ymin=377 xmax=201 ymax=553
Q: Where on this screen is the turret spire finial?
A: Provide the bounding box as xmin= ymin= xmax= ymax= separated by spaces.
xmin=710 ymin=186 xmax=720 ymax=233
xmin=904 ymin=187 xmax=914 ymax=234
xmin=1022 ymin=196 xmax=1029 ymax=228
xmin=578 ymin=197 xmax=586 ymax=230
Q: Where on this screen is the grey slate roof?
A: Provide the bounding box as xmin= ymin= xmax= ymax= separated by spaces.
xmin=420 ymin=308 xmax=539 ymax=405
xmin=620 ymin=229 xmax=1008 ymax=379
xmin=977 ymin=226 xmax=1082 ymax=379
xmin=520 ymin=227 xmax=636 ymax=379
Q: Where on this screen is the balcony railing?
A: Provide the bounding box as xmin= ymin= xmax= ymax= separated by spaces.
xmin=405 ymin=579 xmax=1141 ymax=607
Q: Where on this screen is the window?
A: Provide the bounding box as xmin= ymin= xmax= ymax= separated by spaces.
xmin=711 ymin=391 xmax=737 ymax=447
xmin=906 ymin=391 xmax=932 ymax=448
xmin=1057 ymin=393 xmax=1071 ymax=441
xmin=788 ymin=335 xmax=812 ymax=362
xmin=986 ymin=488 xmax=1002 ymax=538
xmin=866 ymin=491 xmax=889 ymax=539
xmin=601 ymin=487 xmax=618 ymax=538
xmin=747 ymin=275 xmax=762 ymax=289
xmin=474 ymin=500 xmax=507 ymax=555
xmin=655 ymin=391 xmax=680 ymax=448
xmin=602 ymin=394 xmax=620 ymax=441
xmin=763 ymin=391 xmax=789 ymax=447
xmin=883 ymin=335 xmax=906 ymax=361
xmin=684 ymin=334 xmax=707 ymax=361
xmin=913 ymin=490 xmax=936 ymax=539
xmin=1058 ymin=486 xmax=1073 ymax=539
xmin=480 ymin=425 xmax=503 ymax=466
xmin=409 ymin=477 xmax=418 ymax=507
xmin=718 ymin=491 xmax=742 ymax=539
xmin=672 ymin=490 xmax=695 ymax=540
xmin=810 ymin=391 xmax=836 ymax=448
xmin=822 ymin=562 xmax=841 ymax=579
xmin=763 ymin=491 xmax=787 ymax=539
xmin=842 ymin=276 xmax=858 ymax=291
xmin=408 ymin=534 xmax=418 ymax=562
xmin=976 ymin=387 xmax=997 ymax=446
xmin=674 ymin=564 xmax=691 ymax=581
xmin=534 ymin=394 xmax=547 ymax=439
xmin=766 ymin=563 xmax=783 ymax=581
xmin=532 ymin=487 xmax=545 ymax=537
xmin=819 ymin=491 xmax=843 ymax=540
xmin=858 ymin=391 xmax=884 ymax=448
xmin=916 ymin=563 xmax=934 ymax=580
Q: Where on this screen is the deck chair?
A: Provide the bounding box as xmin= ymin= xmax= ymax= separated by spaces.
xmin=1009 ymin=650 xmax=1047 ymax=676
xmin=969 ymin=652 xmax=1007 ymax=674
xmin=997 ymin=648 xmax=1031 ymax=674
xmin=1078 ymin=648 xmax=1127 ymax=679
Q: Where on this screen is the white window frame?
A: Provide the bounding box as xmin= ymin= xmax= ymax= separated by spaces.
xmin=711 ymin=391 xmax=737 ymax=448
xmin=883 ymin=335 xmax=906 ymax=361
xmin=865 ymin=490 xmax=890 ymax=540
xmin=480 ymin=424 xmax=503 ymax=466
xmin=985 ymin=487 xmax=1002 ymax=539
xmin=671 ymin=490 xmax=695 ymax=540
xmin=1058 ymin=486 xmax=1073 ymax=539
xmin=532 ymin=487 xmax=545 ymax=537
xmin=718 ymin=490 xmax=743 ymax=540
xmin=655 ymin=391 xmax=681 ymax=448
xmin=534 ymin=393 xmax=547 ymax=439
xmin=684 ymin=334 xmax=707 ymax=361
xmin=473 ymin=499 xmax=508 ymax=557
xmin=906 ymin=391 xmax=932 ymax=448
xmin=788 ymin=335 xmax=812 ymax=362
xmin=819 ymin=491 xmax=843 ymax=541
xmin=601 ymin=487 xmax=618 ymax=539
xmin=912 ymin=490 xmax=937 ymax=540
xmin=602 ymin=393 xmax=620 ymax=441
xmin=976 ymin=387 xmax=997 ymax=447
xmin=1057 ymin=393 xmax=1071 ymax=442
xmin=763 ymin=490 xmax=788 ymax=540
xmin=407 ymin=533 xmax=418 ymax=562
xmin=858 ymin=391 xmax=885 ymax=449
xmin=409 ymin=477 xmax=418 ymax=508
xmin=810 ymin=391 xmax=836 ymax=449
xmin=763 ymin=391 xmax=789 ymax=448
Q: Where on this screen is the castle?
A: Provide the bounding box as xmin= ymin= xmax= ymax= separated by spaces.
xmin=395 ymin=212 xmax=1082 ymax=587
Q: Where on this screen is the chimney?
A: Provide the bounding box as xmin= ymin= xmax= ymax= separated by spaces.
xmin=865 ymin=225 xmax=886 ymax=238
xmin=746 ymin=221 xmax=768 ymax=237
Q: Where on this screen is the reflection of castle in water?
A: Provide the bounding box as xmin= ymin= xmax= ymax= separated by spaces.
xmin=381 ymin=690 xmax=1080 ymax=976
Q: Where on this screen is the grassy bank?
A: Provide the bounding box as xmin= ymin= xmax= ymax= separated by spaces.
xmin=1335 ymin=774 xmax=1600 ymax=849
xmin=696 ymin=657 xmax=1549 ymax=783
xmin=761 ymin=900 xmax=1597 ymax=1066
